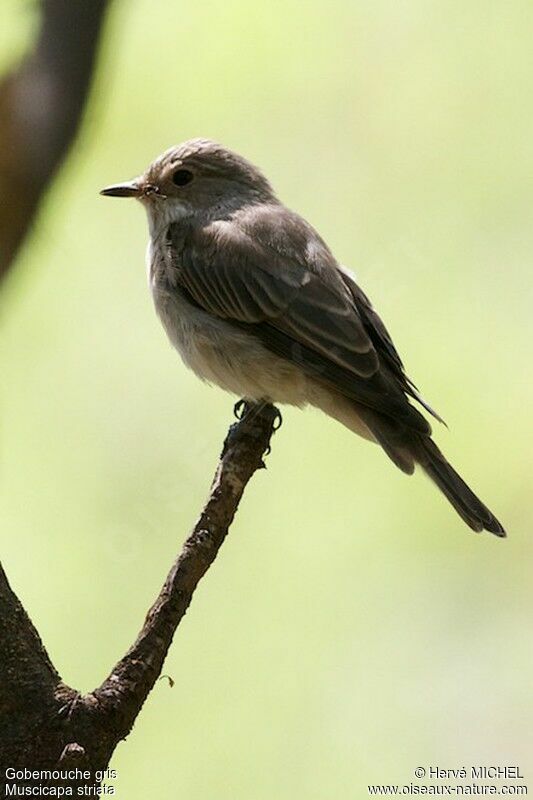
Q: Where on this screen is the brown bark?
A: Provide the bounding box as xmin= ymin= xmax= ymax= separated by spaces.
xmin=0 ymin=0 xmax=111 ymax=281
xmin=0 ymin=403 xmax=280 ymax=796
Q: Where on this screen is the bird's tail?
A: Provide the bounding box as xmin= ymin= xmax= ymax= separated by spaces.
xmin=350 ymin=403 xmax=505 ymax=536
xmin=311 ymin=389 xmax=505 ymax=536
xmin=413 ymin=437 xmax=505 ymax=536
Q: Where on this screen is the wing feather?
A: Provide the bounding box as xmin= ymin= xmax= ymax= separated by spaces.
xmin=168 ymin=208 xmax=432 ymax=433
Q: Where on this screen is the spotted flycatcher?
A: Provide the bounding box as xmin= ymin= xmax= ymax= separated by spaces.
xmin=101 ymin=138 xmax=504 ymax=535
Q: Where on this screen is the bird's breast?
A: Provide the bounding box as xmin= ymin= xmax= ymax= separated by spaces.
xmin=146 ymin=236 xmax=309 ymax=404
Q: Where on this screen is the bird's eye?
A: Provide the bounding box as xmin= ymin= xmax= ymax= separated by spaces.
xmin=172 ymin=169 xmax=194 ymax=187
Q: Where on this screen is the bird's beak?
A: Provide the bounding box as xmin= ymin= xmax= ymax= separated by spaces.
xmin=100 ymin=179 xmax=142 ymax=198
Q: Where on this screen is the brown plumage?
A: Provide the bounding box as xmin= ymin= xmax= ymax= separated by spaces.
xmin=101 ymin=138 xmax=505 ymax=536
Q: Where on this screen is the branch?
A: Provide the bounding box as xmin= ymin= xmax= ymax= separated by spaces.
xmin=0 ymin=0 xmax=111 ymax=281
xmin=87 ymin=403 xmax=280 ymax=748
xmin=0 ymin=565 xmax=61 ymax=752
xmin=0 ymin=403 xmax=279 ymax=793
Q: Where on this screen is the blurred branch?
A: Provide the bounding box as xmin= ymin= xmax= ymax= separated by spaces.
xmin=0 ymin=0 xmax=111 ymax=281
xmin=0 ymin=403 xmax=279 ymax=794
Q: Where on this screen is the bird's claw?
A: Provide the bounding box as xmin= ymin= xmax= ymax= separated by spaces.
xmin=233 ymin=400 xmax=282 ymax=432
xmin=233 ymin=399 xmax=247 ymax=420
xmin=263 ymin=409 xmax=282 ymax=458
xmin=231 ymin=399 xmax=281 ymax=456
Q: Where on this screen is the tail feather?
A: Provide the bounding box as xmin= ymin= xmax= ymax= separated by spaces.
xmin=320 ymin=394 xmax=505 ymax=536
xmin=355 ymin=405 xmax=505 ymax=536
xmin=415 ymin=438 xmax=505 ymax=537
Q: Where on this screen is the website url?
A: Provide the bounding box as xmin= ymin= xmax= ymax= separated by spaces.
xmin=368 ymin=785 xmax=527 ymax=796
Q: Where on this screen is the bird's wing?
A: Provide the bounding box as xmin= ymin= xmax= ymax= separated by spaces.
xmin=339 ymin=271 xmax=445 ymax=424
xmin=168 ymin=207 xmax=431 ymax=432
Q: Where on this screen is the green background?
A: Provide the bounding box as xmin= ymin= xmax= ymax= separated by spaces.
xmin=2 ymin=1 xmax=532 ymax=796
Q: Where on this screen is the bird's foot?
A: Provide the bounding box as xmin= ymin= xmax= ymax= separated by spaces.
xmin=230 ymin=400 xmax=282 ymax=459
xmin=263 ymin=408 xmax=283 ymax=456
xmin=233 ymin=399 xmax=282 ymax=429
xmin=233 ymin=398 xmax=247 ymax=420
xmin=271 ymin=408 xmax=283 ymax=431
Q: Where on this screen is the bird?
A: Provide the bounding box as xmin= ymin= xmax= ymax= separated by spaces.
xmin=101 ymin=138 xmax=505 ymax=536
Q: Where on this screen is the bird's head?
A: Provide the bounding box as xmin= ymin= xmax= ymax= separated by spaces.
xmin=100 ymin=138 xmax=276 ymax=231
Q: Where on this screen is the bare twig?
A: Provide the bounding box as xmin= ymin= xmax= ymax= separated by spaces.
xmin=0 ymin=0 xmax=111 ymax=281
xmin=0 ymin=403 xmax=279 ymax=795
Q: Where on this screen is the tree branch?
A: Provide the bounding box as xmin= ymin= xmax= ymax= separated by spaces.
xmin=0 ymin=0 xmax=111 ymax=281
xmin=0 ymin=403 xmax=279 ymax=795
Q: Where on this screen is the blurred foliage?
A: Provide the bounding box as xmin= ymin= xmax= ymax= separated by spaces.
xmin=1 ymin=0 xmax=532 ymax=797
